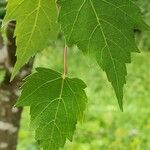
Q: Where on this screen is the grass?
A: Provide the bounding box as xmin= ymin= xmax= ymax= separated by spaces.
xmin=17 ymin=43 xmax=150 ymax=150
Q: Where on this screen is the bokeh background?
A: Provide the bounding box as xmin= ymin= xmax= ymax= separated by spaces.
xmin=0 ymin=0 xmax=150 ymax=150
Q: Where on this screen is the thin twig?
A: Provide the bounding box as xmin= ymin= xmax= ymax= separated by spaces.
xmin=63 ymin=45 xmax=67 ymax=79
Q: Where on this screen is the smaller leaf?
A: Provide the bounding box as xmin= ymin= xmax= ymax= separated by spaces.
xmin=16 ymin=68 xmax=88 ymax=150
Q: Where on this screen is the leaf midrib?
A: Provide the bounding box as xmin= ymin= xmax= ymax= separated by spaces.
xmin=89 ymin=0 xmax=121 ymax=100
xmin=49 ymin=78 xmax=64 ymax=147
xmin=66 ymin=0 xmax=122 ymax=101
xmin=17 ymin=0 xmax=42 ymax=64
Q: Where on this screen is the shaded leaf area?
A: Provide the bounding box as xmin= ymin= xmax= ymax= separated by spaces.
xmin=0 ymin=0 xmax=6 ymax=19
xmin=136 ymin=0 xmax=150 ymax=51
xmin=17 ymin=68 xmax=87 ymax=150
xmin=3 ymin=0 xmax=59 ymax=79
xmin=59 ymin=0 xmax=150 ymax=110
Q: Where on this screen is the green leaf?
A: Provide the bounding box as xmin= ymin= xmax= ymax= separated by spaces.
xmin=16 ymin=68 xmax=88 ymax=150
xmin=58 ymin=0 xmax=150 ymax=110
xmin=0 ymin=0 xmax=6 ymax=19
xmin=3 ymin=0 xmax=59 ymax=80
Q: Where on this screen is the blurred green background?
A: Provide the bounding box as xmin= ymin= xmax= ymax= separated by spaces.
xmin=1 ymin=0 xmax=149 ymax=150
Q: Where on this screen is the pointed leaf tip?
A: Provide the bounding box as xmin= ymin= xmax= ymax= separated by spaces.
xmin=59 ymin=0 xmax=148 ymax=107
xmin=4 ymin=0 xmax=60 ymax=76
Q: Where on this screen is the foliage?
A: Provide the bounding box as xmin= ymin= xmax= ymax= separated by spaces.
xmin=59 ymin=0 xmax=149 ymax=110
xmin=18 ymin=47 xmax=150 ymax=150
xmin=2 ymin=0 xmax=150 ymax=149
xmin=16 ymin=68 xmax=87 ymax=150
xmin=0 ymin=0 xmax=6 ymax=19
xmin=3 ymin=0 xmax=59 ymax=79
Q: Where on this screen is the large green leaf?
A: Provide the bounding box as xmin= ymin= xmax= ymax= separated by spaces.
xmin=58 ymin=0 xmax=149 ymax=110
xmin=3 ymin=0 xmax=59 ymax=80
xmin=16 ymin=68 xmax=87 ymax=150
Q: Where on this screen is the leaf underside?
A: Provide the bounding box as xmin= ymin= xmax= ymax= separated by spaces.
xmin=16 ymin=68 xmax=87 ymax=150
xmin=58 ymin=0 xmax=150 ymax=110
xmin=2 ymin=0 xmax=150 ymax=149
xmin=3 ymin=0 xmax=59 ymax=80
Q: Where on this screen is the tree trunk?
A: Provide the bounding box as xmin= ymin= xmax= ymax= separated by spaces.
xmin=0 ymin=22 xmax=33 ymax=149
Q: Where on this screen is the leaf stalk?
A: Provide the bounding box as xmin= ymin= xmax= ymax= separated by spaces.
xmin=63 ymin=45 xmax=67 ymax=79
